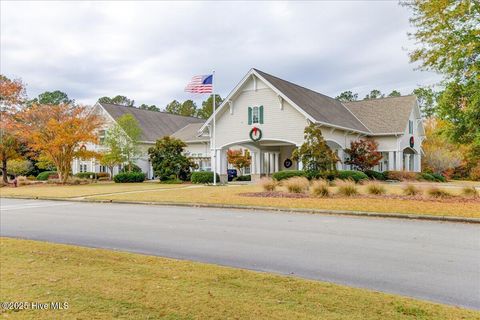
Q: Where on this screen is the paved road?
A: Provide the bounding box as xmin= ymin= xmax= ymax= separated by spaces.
xmin=1 ymin=198 xmax=479 ymax=309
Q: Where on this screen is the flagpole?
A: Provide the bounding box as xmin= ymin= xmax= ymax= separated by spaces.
xmin=212 ymin=70 xmax=217 ymax=186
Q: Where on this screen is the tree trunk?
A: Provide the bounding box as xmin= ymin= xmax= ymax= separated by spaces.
xmin=2 ymin=157 xmax=8 ymax=184
xmin=109 ymin=166 xmax=114 ymax=180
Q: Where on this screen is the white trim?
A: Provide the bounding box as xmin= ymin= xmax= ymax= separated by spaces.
xmin=219 ymin=138 xmax=298 ymax=149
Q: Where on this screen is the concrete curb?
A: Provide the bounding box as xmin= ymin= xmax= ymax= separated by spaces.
xmin=2 ymin=195 xmax=480 ymax=224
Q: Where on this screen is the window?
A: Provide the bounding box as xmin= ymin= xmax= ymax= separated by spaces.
xmin=408 ymin=120 xmax=413 ymax=134
xmin=248 ymin=106 xmax=264 ymax=125
xmin=99 ymin=130 xmax=106 ymax=144
xmin=80 ymin=164 xmax=88 ymax=173
xmin=252 ymin=107 xmax=259 ymax=123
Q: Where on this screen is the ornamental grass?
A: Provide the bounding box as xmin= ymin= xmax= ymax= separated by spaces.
xmin=335 ymin=179 xmax=358 ymax=197
xmin=365 ymin=181 xmax=386 ymax=195
xmin=462 ymin=186 xmax=478 ymax=198
xmin=402 ymin=184 xmax=420 ymax=196
xmin=258 ymin=177 xmax=278 ymax=192
xmin=283 ymin=176 xmax=310 ymax=193
xmin=426 ymin=186 xmax=451 ymax=198
xmin=311 ymin=179 xmax=330 ymax=197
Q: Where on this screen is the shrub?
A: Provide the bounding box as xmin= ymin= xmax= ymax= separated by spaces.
xmin=36 ymin=171 xmax=57 ymax=181
xmin=27 ymin=175 xmax=37 ymax=181
xmin=75 ymin=172 xmax=96 ymax=179
xmin=336 ymin=179 xmax=358 ymax=196
xmin=311 ymin=179 xmax=330 ymax=197
xmin=462 ymin=186 xmax=478 ymax=198
xmin=470 ymin=164 xmax=480 ymax=181
xmin=191 ymin=171 xmax=221 ymax=184
xmin=364 ymin=170 xmax=386 ymax=181
xmin=365 ymin=181 xmax=386 ymax=195
xmin=75 ymin=172 xmax=111 ymax=180
xmin=272 ymin=170 xmax=306 ymax=181
xmin=431 ymin=173 xmax=446 ymax=182
xmin=258 ymin=177 xmax=278 ymax=192
xmin=113 ymin=172 xmax=146 ymax=183
xmin=402 ymin=184 xmax=420 ymax=196
xmin=283 ymin=176 xmax=310 ymax=193
xmin=426 ymin=186 xmax=451 ymax=198
xmin=418 ymin=172 xmax=436 ymax=181
xmin=234 ymin=175 xmax=251 ymax=182
xmin=337 ymin=170 xmax=368 ymax=183
xmin=384 ymin=171 xmax=417 ymax=181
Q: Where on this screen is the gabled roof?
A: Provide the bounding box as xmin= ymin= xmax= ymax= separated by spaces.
xmin=343 ymin=95 xmax=417 ymax=134
xmin=253 ymin=69 xmax=370 ymax=133
xmin=99 ymin=103 xmax=204 ymax=142
xmin=171 ymin=123 xmax=208 ymax=142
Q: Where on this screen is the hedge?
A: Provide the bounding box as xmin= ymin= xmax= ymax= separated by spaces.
xmin=191 ymin=171 xmax=221 ymax=184
xmin=364 ymin=170 xmax=386 ymax=181
xmin=75 ymin=172 xmax=110 ymax=179
xmin=113 ymin=172 xmax=146 ymax=183
xmin=431 ymin=172 xmax=446 ymax=182
xmin=337 ymin=170 xmax=369 ymax=182
xmin=272 ymin=170 xmax=306 ymax=181
xmin=36 ymin=171 xmax=57 ymax=181
xmin=418 ymin=172 xmax=436 ymax=182
xmin=234 ymin=175 xmax=251 ymax=182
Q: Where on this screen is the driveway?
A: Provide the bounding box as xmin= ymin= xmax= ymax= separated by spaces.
xmin=1 ymin=198 xmax=479 ymax=309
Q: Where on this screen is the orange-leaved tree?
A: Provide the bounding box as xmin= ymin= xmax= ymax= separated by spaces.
xmin=0 ymin=75 xmax=26 ymax=183
xmin=18 ymin=103 xmax=103 ymax=183
xmin=226 ymin=149 xmax=251 ymax=175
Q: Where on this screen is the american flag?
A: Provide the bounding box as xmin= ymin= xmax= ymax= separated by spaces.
xmin=184 ymin=74 xmax=213 ymax=93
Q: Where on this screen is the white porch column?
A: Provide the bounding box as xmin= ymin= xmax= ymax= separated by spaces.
xmin=274 ymin=152 xmax=280 ymax=172
xmin=388 ymin=152 xmax=395 ymax=170
xmin=405 ymin=154 xmax=410 ymax=171
xmin=250 ymin=152 xmax=256 ymax=174
xmin=149 ymin=161 xmax=154 ymax=179
xmin=396 ymin=151 xmax=403 ymax=171
xmin=269 ymin=153 xmax=274 ymax=174
xmin=337 ymin=149 xmax=344 ymax=170
xmin=259 ymin=151 xmax=264 ymax=175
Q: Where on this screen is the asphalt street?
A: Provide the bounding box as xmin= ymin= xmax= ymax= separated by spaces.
xmin=1 ymin=198 xmax=479 ymax=309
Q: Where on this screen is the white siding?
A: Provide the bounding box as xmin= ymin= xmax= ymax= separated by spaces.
xmin=213 ymin=78 xmax=308 ymax=148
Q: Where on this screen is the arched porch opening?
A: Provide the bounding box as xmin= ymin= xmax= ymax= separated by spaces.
xmin=402 ymin=147 xmax=418 ymax=172
xmin=214 ymin=139 xmax=298 ymax=182
xmin=326 ymin=140 xmax=344 ymax=170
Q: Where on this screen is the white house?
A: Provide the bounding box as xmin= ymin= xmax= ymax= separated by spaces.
xmin=73 ymin=68 xmax=425 ymax=181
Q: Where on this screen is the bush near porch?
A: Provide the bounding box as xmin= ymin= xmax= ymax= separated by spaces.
xmin=191 ymin=171 xmax=221 ymax=184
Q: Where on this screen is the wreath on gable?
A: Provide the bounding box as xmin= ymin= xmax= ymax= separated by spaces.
xmin=249 ymin=127 xmax=262 ymax=142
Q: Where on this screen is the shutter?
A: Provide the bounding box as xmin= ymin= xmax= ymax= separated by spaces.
xmin=259 ymin=105 xmax=264 ymax=124
xmin=248 ymin=107 xmax=252 ymax=125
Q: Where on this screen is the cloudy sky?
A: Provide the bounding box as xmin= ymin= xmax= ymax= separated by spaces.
xmin=1 ymin=1 xmax=440 ymax=107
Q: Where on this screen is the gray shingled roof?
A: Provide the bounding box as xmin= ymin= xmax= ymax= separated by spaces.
xmin=343 ymin=95 xmax=416 ymax=134
xmin=171 ymin=123 xmax=208 ymax=142
xmin=100 ymin=103 xmax=204 ymax=142
xmin=254 ymin=69 xmax=370 ymax=133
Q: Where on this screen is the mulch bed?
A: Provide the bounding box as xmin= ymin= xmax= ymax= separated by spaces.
xmin=239 ymin=192 xmax=480 ymax=203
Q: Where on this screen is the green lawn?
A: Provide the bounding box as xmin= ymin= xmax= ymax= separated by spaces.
xmin=1 ymin=238 xmax=478 ymax=319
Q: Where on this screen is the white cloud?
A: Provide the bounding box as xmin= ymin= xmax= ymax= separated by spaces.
xmin=1 ymin=1 xmax=441 ymax=107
